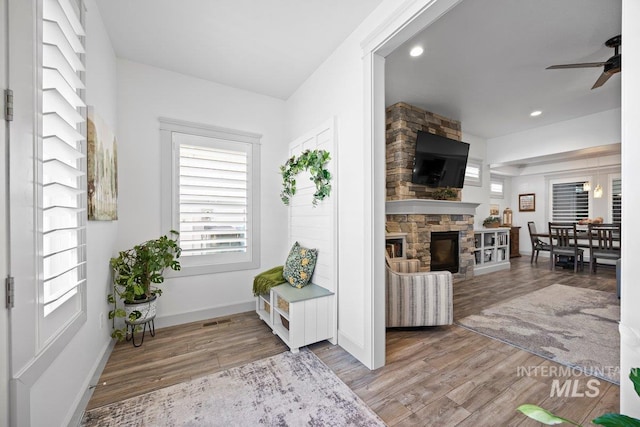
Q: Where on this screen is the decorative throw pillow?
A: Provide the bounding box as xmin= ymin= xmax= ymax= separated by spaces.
xmin=283 ymin=242 xmax=318 ymax=288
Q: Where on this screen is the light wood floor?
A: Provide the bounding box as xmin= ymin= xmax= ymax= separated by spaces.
xmin=87 ymin=257 xmax=619 ymax=426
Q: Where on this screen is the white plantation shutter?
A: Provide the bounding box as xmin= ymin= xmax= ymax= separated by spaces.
xmin=160 ymin=119 xmax=261 ymax=275
xmin=179 ymin=143 xmax=248 ymax=256
xmin=490 ymin=176 xmax=504 ymax=198
xmin=551 ymin=181 xmax=589 ymax=222
xmin=41 ymin=0 xmax=86 ymax=326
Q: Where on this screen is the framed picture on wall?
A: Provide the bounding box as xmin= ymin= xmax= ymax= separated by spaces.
xmin=519 ymin=193 xmax=535 ymax=212
xmin=489 ymin=204 xmax=500 ymax=216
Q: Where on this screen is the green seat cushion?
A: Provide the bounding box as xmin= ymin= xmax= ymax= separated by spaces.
xmin=283 ymin=242 xmax=318 ymax=288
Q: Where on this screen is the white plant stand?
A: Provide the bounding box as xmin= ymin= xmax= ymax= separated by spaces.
xmin=256 ymin=283 xmax=336 ymax=353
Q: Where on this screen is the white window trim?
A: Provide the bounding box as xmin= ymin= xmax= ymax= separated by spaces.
xmin=464 ymin=157 xmax=482 ymax=187
xmin=160 ymin=118 xmax=262 ymax=276
xmin=489 ymin=175 xmax=504 ymax=199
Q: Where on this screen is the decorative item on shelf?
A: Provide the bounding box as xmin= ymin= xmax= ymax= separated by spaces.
xmin=107 ymin=231 xmax=181 ymax=344
xmin=502 ymin=207 xmax=513 ymax=226
xmin=483 ymin=216 xmax=501 ymax=228
xmin=280 ymin=149 xmax=332 ymax=207
xmin=431 ymin=187 xmax=458 ymax=200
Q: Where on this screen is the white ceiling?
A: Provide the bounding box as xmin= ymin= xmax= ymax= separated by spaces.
xmin=385 ymin=0 xmax=622 ymax=140
xmin=95 ymin=0 xmax=622 ymax=144
xmin=95 ymin=0 xmax=384 ymax=100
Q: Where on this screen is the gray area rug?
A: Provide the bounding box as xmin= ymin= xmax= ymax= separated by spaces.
xmin=457 ymin=284 xmax=620 ymax=384
xmin=82 ymin=349 xmax=384 ymax=426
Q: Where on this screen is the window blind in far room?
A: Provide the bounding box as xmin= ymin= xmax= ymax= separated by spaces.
xmin=551 ymin=181 xmax=589 ymax=223
xmin=612 ymin=178 xmax=621 ymax=224
xmin=177 ymin=134 xmax=250 ymax=258
xmin=41 ymin=0 xmax=87 ymax=336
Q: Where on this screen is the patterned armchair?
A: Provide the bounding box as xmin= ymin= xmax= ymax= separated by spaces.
xmin=385 ymin=255 xmax=453 ymax=327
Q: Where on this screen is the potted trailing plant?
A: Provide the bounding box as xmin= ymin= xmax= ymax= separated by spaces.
xmin=483 ymin=216 xmax=501 ymax=228
xmin=280 ymin=149 xmax=332 ymax=206
xmin=108 ymin=231 xmax=182 ymax=340
xmin=431 ymin=187 xmax=458 ymax=200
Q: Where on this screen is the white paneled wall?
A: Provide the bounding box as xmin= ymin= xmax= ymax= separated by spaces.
xmin=287 ymin=119 xmax=337 ymax=295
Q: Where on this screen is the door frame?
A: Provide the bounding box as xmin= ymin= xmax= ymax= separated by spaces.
xmin=360 ymin=0 xmax=463 ymax=369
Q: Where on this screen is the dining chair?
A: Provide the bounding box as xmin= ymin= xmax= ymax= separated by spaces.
xmin=587 ymin=223 xmax=621 ymax=274
xmin=548 ymin=222 xmax=584 ymax=272
xmin=527 ymin=221 xmax=551 ymax=264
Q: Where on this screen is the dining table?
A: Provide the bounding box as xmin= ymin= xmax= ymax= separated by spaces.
xmin=532 ymin=230 xmax=621 ymax=249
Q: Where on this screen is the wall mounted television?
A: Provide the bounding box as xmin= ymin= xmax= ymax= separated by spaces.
xmin=411 ymin=130 xmax=470 ymax=188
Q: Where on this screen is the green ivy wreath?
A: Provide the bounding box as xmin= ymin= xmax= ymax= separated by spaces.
xmin=280 ymin=149 xmax=332 ymax=207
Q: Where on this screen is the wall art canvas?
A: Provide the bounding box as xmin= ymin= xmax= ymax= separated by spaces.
xmin=87 ymin=106 xmax=118 ymax=220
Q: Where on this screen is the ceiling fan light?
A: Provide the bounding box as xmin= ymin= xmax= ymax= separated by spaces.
xmin=594 ymin=184 xmax=603 ymax=198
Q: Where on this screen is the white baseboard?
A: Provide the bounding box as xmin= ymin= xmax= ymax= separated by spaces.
xmin=155 ymin=301 xmax=256 ymax=329
xmin=68 ymin=338 xmax=116 ymax=426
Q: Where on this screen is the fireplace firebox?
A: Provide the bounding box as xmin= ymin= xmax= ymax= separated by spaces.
xmin=430 ymin=231 xmax=459 ymax=273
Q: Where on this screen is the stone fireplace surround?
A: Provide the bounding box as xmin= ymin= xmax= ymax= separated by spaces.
xmin=386 ymin=200 xmax=478 ymax=280
xmin=386 ymin=102 xmax=478 ymax=280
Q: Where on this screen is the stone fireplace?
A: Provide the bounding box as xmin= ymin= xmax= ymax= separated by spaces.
xmin=386 ymin=200 xmax=477 ymax=280
xmin=385 ymin=102 xmax=478 ymax=280
xmin=431 ymin=231 xmax=460 ymax=273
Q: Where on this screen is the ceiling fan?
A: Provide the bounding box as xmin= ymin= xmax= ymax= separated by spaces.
xmin=546 ymin=35 xmax=621 ymax=89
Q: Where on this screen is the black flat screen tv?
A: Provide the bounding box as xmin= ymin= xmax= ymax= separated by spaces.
xmin=411 ymin=130 xmax=470 ymax=188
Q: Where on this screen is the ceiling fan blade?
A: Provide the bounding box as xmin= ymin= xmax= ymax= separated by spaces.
xmin=546 ymin=62 xmax=607 ymax=70
xmin=591 ymin=71 xmax=612 ymax=89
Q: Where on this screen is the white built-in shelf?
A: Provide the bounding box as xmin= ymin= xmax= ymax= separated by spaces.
xmin=386 ymin=232 xmax=407 ymax=259
xmin=473 ymin=228 xmax=511 ymax=275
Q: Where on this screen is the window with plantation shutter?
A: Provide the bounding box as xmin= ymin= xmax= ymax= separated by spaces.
xmin=490 ymin=175 xmax=504 ymax=198
xmin=40 ymin=0 xmax=87 ymax=336
xmin=551 ymin=180 xmax=590 ymax=222
xmin=464 ymin=158 xmax=482 ymax=187
xmin=179 ymin=141 xmax=248 ymax=255
xmin=611 ymin=177 xmax=621 ymax=225
xmin=160 ymin=119 xmax=261 ymax=275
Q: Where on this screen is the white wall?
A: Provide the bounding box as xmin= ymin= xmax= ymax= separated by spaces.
xmin=486 ymin=104 xmax=622 ymax=259
xmin=285 ymin=6 xmax=389 ymax=367
xmin=487 ymin=108 xmax=621 ymax=166
xmin=116 ymin=59 xmax=288 ymax=326
xmin=460 ymin=132 xmax=494 ymax=228
xmin=284 ymin=0 xmax=464 ymax=368
xmin=29 ymin=2 xmax=118 ymax=425
xmin=508 ymin=158 xmax=620 ymax=257
xmin=620 ymin=0 xmax=640 ymax=416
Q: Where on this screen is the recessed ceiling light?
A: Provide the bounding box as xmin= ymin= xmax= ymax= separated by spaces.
xmin=530 ymin=110 xmax=542 ymax=117
xmin=410 ymin=46 xmax=424 ymax=57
